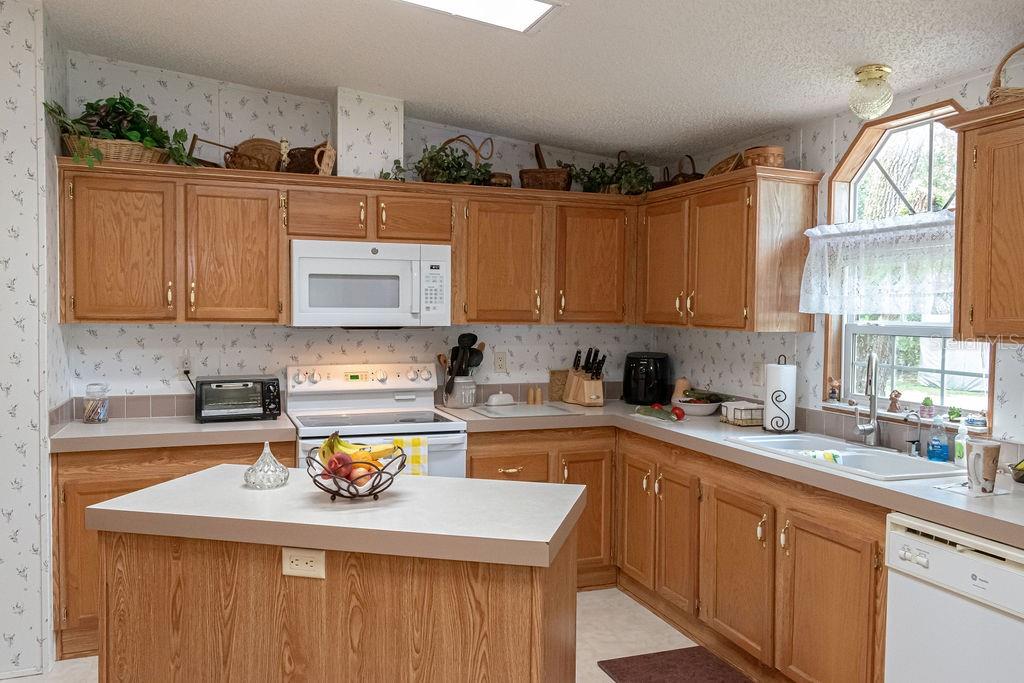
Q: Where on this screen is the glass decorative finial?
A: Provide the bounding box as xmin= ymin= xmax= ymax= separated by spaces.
xmin=244 ymin=441 xmax=289 ymax=489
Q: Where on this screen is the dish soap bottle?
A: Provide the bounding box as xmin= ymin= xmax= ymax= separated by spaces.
xmin=953 ymin=421 xmax=969 ymax=468
xmin=244 ymin=441 xmax=289 ymax=489
xmin=926 ymin=416 xmax=949 ymax=462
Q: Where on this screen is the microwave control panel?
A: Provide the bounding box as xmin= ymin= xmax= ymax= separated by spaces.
xmin=423 ymin=264 xmax=446 ymax=314
xmin=419 ymin=245 xmax=451 ymax=325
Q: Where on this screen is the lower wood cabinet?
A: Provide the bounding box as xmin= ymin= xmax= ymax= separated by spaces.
xmin=467 ymin=428 xmax=616 ymax=587
xmin=52 ymin=441 xmax=295 ymax=660
xmin=617 ymin=450 xmax=657 ymax=588
xmin=654 ymin=461 xmax=700 ymax=614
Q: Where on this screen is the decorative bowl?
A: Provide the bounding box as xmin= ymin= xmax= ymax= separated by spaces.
xmin=673 ymin=398 xmax=722 ymax=416
xmin=305 ymin=448 xmax=406 ymax=501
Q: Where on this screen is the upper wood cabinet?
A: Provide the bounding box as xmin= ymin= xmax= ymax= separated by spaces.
xmin=554 ymin=205 xmax=628 ymax=322
xmin=377 ymin=193 xmax=452 ymax=242
xmin=286 ymin=188 xmax=367 ymax=239
xmin=687 ymin=184 xmax=751 ymax=329
xmin=62 ymin=175 xmax=177 ymax=321
xmin=638 ymin=199 xmax=688 ymax=325
xmin=465 ymin=200 xmax=544 ymax=322
xmin=947 ymin=101 xmax=1024 ymax=338
xmin=185 ymin=184 xmax=283 ymax=322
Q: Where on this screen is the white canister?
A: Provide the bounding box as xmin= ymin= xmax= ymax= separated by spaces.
xmin=763 ymin=355 xmax=797 ymax=433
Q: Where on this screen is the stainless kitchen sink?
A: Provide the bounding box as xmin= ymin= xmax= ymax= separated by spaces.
xmin=727 ymin=433 xmax=967 ymax=481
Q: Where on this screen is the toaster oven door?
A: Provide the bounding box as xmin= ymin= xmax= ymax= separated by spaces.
xmin=198 ymin=381 xmax=264 ymax=420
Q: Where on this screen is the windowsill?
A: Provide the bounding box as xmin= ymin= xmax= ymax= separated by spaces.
xmin=819 ymin=401 xmax=990 ymax=436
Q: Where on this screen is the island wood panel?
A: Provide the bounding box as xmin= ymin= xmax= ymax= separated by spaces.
xmin=286 ymin=187 xmax=368 ymax=239
xmin=64 ymin=175 xmax=177 ymax=321
xmin=185 ymin=184 xmax=282 ymax=321
xmin=638 ymin=199 xmax=688 ymax=325
xmin=687 ymin=183 xmax=752 ymax=329
xmin=465 ymin=199 xmax=544 ymax=322
xmin=752 ymin=179 xmax=815 ymax=332
xmin=376 ymin=193 xmax=452 ymax=242
xmin=554 ymin=205 xmax=628 ymax=322
xmin=98 ymin=531 xmax=576 ymax=682
xmin=53 ymin=441 xmax=295 ymax=660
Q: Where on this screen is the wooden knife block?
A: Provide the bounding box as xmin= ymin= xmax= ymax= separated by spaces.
xmin=563 ymin=370 xmax=604 ymax=407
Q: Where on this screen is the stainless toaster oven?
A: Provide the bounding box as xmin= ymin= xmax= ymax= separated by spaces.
xmin=194 ymin=376 xmax=281 ymax=423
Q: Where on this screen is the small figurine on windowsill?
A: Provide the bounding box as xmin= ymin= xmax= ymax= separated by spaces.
xmin=887 ymin=389 xmax=902 ymax=413
xmin=826 ymin=376 xmax=841 ymax=403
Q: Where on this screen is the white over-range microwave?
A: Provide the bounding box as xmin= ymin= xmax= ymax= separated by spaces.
xmin=291 ymin=240 xmax=451 ymax=327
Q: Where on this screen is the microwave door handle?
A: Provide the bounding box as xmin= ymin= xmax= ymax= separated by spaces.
xmin=410 ymin=261 xmax=421 ymax=316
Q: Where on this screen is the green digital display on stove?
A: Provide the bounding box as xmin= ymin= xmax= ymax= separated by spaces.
xmin=348 ymin=373 xmax=360 ymax=380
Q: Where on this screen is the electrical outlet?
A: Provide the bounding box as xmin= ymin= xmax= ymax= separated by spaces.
xmin=282 ymin=547 xmax=325 ymax=579
xmin=181 ymin=349 xmax=192 ymax=373
xmin=493 ymin=350 xmax=509 ymax=374
xmin=752 ymin=361 xmax=764 ymax=387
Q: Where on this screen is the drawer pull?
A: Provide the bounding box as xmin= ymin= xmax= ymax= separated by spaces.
xmin=166 ymin=281 xmax=173 ymax=307
xmin=498 ymin=466 xmax=524 ymax=475
xmin=359 ymin=201 xmax=366 ymax=229
xmin=558 ymin=289 xmax=566 ymax=316
xmin=189 ymin=281 xmax=196 ymax=312
xmin=380 ymin=202 xmax=387 ymax=227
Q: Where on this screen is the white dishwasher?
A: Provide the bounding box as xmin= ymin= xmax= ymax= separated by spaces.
xmin=885 ymin=513 xmax=1024 ymax=681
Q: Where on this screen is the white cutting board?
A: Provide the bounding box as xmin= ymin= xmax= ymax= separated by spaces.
xmin=470 ymin=403 xmax=578 ymax=418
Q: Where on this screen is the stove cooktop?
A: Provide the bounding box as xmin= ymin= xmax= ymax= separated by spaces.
xmin=293 ymin=410 xmax=454 ymax=429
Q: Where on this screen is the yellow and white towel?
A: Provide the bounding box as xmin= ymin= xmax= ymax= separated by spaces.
xmin=393 ymin=436 xmax=428 ymax=476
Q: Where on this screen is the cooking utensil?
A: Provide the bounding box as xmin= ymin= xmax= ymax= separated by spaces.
xmin=458 ymin=332 xmax=478 ymax=349
xmin=466 ymin=347 xmax=483 ymax=371
xmin=437 ymin=354 xmax=449 ymax=375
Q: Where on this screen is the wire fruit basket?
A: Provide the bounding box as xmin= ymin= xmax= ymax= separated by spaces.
xmin=305 ymin=448 xmax=406 ymax=501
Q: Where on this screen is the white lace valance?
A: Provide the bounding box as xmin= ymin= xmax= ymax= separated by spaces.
xmin=799 ymin=210 xmax=955 ymax=316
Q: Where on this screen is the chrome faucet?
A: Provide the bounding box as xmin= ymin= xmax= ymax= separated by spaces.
xmin=854 ymin=351 xmax=880 ymax=446
xmin=903 ymin=411 xmax=922 ymax=457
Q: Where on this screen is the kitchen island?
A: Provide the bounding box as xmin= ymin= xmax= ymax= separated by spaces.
xmin=86 ymin=464 xmax=585 ymax=682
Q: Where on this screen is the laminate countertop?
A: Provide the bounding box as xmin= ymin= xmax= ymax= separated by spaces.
xmin=86 ymin=464 xmax=586 ymax=567
xmin=50 ymin=415 xmax=296 ymax=452
xmin=439 ymin=400 xmax=1024 ymax=549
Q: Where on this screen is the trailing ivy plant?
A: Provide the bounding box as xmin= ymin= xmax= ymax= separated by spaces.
xmin=378 ymin=159 xmax=407 ymax=181
xmin=44 ymin=94 xmax=195 ymax=167
xmin=558 ymin=160 xmax=615 ymax=193
xmin=413 ymin=145 xmax=491 ymax=185
xmin=614 ymin=158 xmax=655 ymax=195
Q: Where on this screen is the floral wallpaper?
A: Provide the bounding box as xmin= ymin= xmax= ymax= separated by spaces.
xmin=336 ymin=87 xmax=404 ymax=178
xmin=65 ymin=324 xmax=655 ymax=396
xmin=0 ymin=0 xmax=59 ymax=676
xmin=67 ymin=51 xmax=333 ymax=166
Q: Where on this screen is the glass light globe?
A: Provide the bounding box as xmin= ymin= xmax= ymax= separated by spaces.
xmin=849 ymin=64 xmax=894 ymax=121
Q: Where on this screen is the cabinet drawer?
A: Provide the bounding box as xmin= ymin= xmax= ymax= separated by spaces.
xmin=469 ymin=451 xmax=549 ymax=482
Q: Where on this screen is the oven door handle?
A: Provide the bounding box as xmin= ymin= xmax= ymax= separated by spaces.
xmin=410 ymin=261 xmax=421 ymax=316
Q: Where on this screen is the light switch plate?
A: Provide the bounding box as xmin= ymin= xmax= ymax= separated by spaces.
xmin=282 ymin=547 xmax=325 ymax=579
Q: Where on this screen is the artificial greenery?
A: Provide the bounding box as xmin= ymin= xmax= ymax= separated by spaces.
xmin=921 ymin=396 xmax=934 ymax=407
xmin=44 ymin=94 xmax=195 ymax=167
xmin=947 ymin=405 xmax=962 ymax=420
xmin=378 ymin=159 xmax=407 ymax=181
xmin=413 ymin=144 xmax=491 ymax=185
xmin=558 ymin=160 xmax=615 ymax=192
xmin=614 ymin=158 xmax=655 ymax=195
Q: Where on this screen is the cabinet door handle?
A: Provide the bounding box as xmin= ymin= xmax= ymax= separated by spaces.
xmin=534 ymin=289 xmax=541 ymax=316
xmin=558 ymin=289 xmax=566 ymax=316
xmin=380 ymin=202 xmax=387 ymax=227
xmin=756 ymin=513 xmax=767 ymax=542
xmin=189 ymin=281 xmax=196 ymax=312
xmin=166 ymin=282 xmax=173 ymax=307
xmin=641 ymin=470 xmax=650 ymax=493
xmin=497 ymin=466 xmax=524 ymax=475
xmin=562 ymin=460 xmax=568 ymax=483
xmin=654 ymin=473 xmax=663 ymax=497
xmin=359 ymin=201 xmax=366 ymax=229
xmin=674 ymin=291 xmax=684 ymax=317
xmin=685 ymin=290 xmax=695 ymax=317
xmin=779 ymin=520 xmax=790 ymax=549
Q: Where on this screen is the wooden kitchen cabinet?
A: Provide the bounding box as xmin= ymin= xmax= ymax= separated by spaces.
xmin=52 ymin=441 xmax=296 ymax=660
xmin=774 ymin=510 xmax=879 ymax=683
xmin=947 ymin=101 xmax=1024 ymax=338
xmin=464 ymin=199 xmax=544 ymax=322
xmin=286 ymin=187 xmax=368 ymax=239
xmin=638 ymin=199 xmax=688 ymax=325
xmin=61 ymin=174 xmax=177 ymax=321
xmin=618 ymin=450 xmax=657 ymax=589
xmin=468 ymin=449 xmax=550 ymax=482
xmin=376 ymin=193 xmax=452 ymax=242
xmin=554 ymin=205 xmax=628 ymax=322
xmin=185 ymin=183 xmax=284 ymax=322
xmin=687 ymin=184 xmax=751 ymax=329
xmin=654 ymin=460 xmax=700 ymax=614
xmin=559 ymin=446 xmax=614 ymax=579
xmin=699 ymin=483 xmax=775 ymax=666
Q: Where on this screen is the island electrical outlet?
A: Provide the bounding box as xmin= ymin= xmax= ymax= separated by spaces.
xmin=282 ymin=547 xmax=325 ymax=579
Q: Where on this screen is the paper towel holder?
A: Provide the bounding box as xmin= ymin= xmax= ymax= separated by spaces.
xmin=763 ymin=355 xmax=797 ymax=433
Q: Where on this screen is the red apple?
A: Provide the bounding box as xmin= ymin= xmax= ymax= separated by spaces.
xmin=671 ymin=406 xmax=686 ymax=421
xmin=326 ymin=453 xmax=353 ymax=478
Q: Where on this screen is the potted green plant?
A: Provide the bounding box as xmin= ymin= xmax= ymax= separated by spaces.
xmin=920 ymin=396 xmax=936 ymax=419
xmin=413 ymin=145 xmax=491 ymax=185
xmin=378 ymin=159 xmax=406 ymax=181
xmin=44 ymin=94 xmax=194 ymax=167
xmin=614 ymin=158 xmax=655 ymax=195
xmin=558 ymin=160 xmax=615 ymax=193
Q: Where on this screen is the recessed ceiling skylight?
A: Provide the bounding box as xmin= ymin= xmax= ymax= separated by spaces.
xmin=397 ymin=0 xmax=555 ymax=33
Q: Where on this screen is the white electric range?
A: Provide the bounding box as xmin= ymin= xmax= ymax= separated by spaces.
xmin=286 ymin=363 xmax=467 ymax=477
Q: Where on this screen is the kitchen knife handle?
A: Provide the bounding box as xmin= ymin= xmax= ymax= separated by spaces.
xmin=558 ymin=289 xmax=565 ymax=316
xmin=685 ymin=290 xmax=695 ymax=317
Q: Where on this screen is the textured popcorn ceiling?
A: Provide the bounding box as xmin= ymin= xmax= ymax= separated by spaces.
xmin=46 ymin=0 xmax=1024 ymax=159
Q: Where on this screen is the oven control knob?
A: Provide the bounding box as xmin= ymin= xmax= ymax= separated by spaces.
xmin=375 ymin=369 xmax=387 ymax=383
xmin=310 ymin=370 xmax=321 ymax=384
xmin=406 ymin=369 xmax=419 ymax=382
xmin=418 ymin=368 xmax=433 ymax=382
xmin=293 ymin=370 xmax=306 ymax=385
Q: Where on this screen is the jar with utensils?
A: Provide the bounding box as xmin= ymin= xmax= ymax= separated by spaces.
xmin=83 ymin=382 xmax=110 ymax=424
xmin=444 ymin=376 xmax=477 ymax=409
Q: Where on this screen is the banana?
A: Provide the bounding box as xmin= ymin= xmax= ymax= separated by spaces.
xmin=317 ymin=432 xmax=344 ymax=465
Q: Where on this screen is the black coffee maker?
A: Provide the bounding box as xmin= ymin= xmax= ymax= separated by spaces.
xmin=622 ymin=352 xmax=672 ymax=405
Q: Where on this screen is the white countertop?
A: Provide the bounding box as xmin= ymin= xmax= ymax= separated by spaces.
xmin=50 ymin=415 xmax=296 ymax=452
xmin=85 ymin=464 xmax=586 ymax=567
xmin=440 ymin=401 xmax=1024 ymax=549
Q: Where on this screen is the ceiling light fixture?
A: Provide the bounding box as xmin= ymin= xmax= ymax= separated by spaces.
xmin=848 ymin=64 xmax=894 ymax=121
xmin=396 ymin=0 xmax=555 ymax=32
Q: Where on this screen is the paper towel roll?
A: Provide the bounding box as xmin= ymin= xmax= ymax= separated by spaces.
xmin=764 ymin=360 xmax=797 ymax=433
